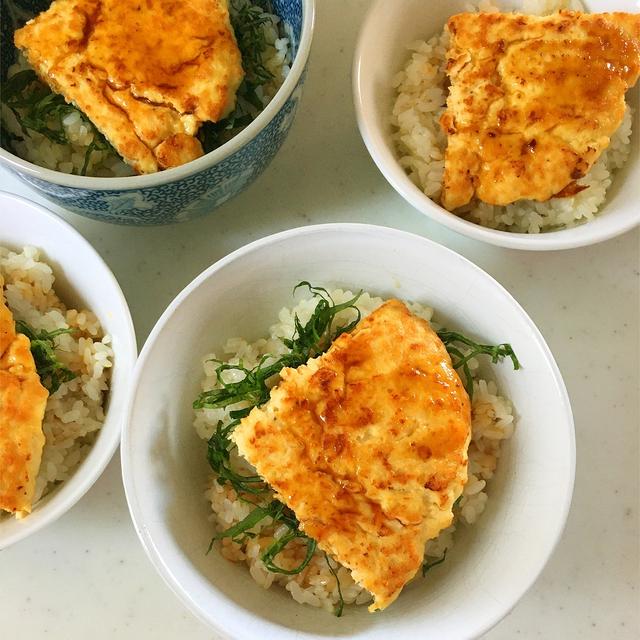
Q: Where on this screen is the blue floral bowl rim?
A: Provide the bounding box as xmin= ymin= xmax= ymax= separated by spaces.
xmin=0 ymin=0 xmax=315 ymax=191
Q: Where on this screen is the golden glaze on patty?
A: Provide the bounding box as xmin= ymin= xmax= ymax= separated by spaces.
xmin=0 ymin=292 xmax=48 ymax=516
xmin=440 ymin=11 xmax=640 ymax=210
xmin=232 ymin=300 xmax=471 ymax=611
xmin=15 ymin=0 xmax=244 ymax=173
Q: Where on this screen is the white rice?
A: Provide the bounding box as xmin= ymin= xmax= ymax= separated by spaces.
xmin=1 ymin=0 xmax=292 ymax=177
xmin=193 ymin=290 xmax=515 ymax=613
xmin=391 ymin=0 xmax=634 ymax=233
xmin=0 ymin=246 xmax=112 ymax=516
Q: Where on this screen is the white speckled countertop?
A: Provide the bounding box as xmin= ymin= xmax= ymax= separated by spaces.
xmin=1 ymin=1 xmax=638 ymax=637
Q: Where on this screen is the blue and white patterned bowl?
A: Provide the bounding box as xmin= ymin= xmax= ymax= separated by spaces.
xmin=0 ymin=0 xmax=314 ymax=225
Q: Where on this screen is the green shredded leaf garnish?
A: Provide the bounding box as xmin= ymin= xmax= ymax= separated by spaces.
xmin=195 ymin=283 xmax=361 ymax=414
xmin=436 ymin=329 xmax=520 ymax=399
xmin=207 ymin=500 xmax=277 ymax=551
xmin=206 ymin=416 xmax=267 ymax=496
xmin=1 ymin=69 xmax=115 ymax=175
xmin=3 ymin=71 xmax=76 ymax=145
xmin=198 ymin=283 xmax=521 ymax=596
xmin=79 ymin=127 xmax=112 ymax=176
xmin=282 ymin=282 xmax=363 ymax=353
xmin=211 ymin=499 xmax=316 ymax=575
xmin=3 ymin=70 xmax=76 ymax=143
xmin=14 ymin=320 xmax=77 ymax=393
xmin=422 ymin=549 xmax=447 ymax=577
xmin=324 ymin=552 xmax=345 ymax=617
xmin=198 ymin=0 xmax=278 ymax=152
xmin=261 ymin=527 xmax=317 ymax=575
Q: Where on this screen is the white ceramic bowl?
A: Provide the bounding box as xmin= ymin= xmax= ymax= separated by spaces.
xmin=353 ymin=0 xmax=640 ymax=250
xmin=0 ymin=191 xmax=137 ymax=548
xmin=122 ymin=223 xmax=575 ymax=639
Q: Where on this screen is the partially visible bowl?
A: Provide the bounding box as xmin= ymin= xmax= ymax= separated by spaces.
xmin=353 ymin=0 xmax=640 ymax=250
xmin=0 ymin=0 xmax=315 ymax=225
xmin=0 ymin=191 xmax=137 ymax=549
xmin=122 ymin=223 xmax=575 ymax=639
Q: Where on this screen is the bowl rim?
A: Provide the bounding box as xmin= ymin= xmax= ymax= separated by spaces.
xmin=0 ymin=0 xmax=316 ymax=191
xmin=352 ymin=0 xmax=640 ymax=251
xmin=121 ymin=222 xmax=576 ymax=639
xmin=0 ymin=191 xmax=138 ymax=549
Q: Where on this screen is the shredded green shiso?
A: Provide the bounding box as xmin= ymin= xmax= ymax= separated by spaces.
xmin=194 ymin=283 xmax=521 ymax=614
xmin=14 ymin=320 xmax=77 ymax=393
xmin=324 ymin=552 xmax=345 ymax=617
xmin=436 ymin=330 xmax=520 ymax=400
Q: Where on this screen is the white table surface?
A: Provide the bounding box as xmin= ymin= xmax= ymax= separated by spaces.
xmin=1 ymin=1 xmax=639 ymax=637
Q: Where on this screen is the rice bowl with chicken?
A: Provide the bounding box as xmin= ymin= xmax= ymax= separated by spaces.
xmin=192 ymin=285 xmax=519 ymax=614
xmin=391 ymin=0 xmax=638 ymax=233
xmin=0 ymin=245 xmax=112 ymax=518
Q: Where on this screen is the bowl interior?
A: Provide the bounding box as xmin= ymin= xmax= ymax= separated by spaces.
xmin=354 ymin=0 xmax=640 ymax=249
xmin=124 ymin=224 xmax=574 ymax=639
xmin=0 ymin=191 xmax=137 ymax=548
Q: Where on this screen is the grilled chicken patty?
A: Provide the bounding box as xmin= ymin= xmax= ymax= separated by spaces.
xmin=440 ymin=10 xmax=640 ymax=210
xmin=0 ymin=292 xmax=48 ymax=516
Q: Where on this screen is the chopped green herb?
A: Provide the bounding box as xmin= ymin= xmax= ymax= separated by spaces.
xmin=3 ymin=71 xmax=77 ymax=144
xmin=1 ymin=69 xmax=115 ymax=175
xmin=14 ymin=320 xmax=77 ymax=393
xmin=206 ymin=416 xmax=267 ymax=496
xmin=79 ymin=126 xmax=112 ymax=176
xmin=422 ymin=549 xmax=447 ymax=577
xmin=261 ymin=528 xmax=317 ymax=575
xmin=324 ymin=552 xmax=345 ymax=617
xmin=210 ymin=498 xmax=315 ymax=575
xmin=232 ymin=0 xmax=276 ymax=88
xmin=436 ymin=329 xmax=520 ymax=399
xmin=198 ymin=0 xmax=278 ymax=152
xmin=207 ymin=500 xmax=277 ymax=552
xmin=196 ymin=283 xmax=362 ymax=573
xmin=194 ymin=284 xmax=361 ymax=413
xmin=198 ymin=283 xmax=521 ymax=596
xmin=282 ymin=282 xmax=363 ymax=354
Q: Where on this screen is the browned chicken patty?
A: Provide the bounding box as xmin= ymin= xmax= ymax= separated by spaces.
xmin=0 ymin=293 xmax=48 ymax=516
xmin=14 ymin=0 xmax=245 ymax=173
xmin=232 ymin=300 xmax=471 ymax=611
xmin=440 ymin=11 xmax=640 ymax=210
